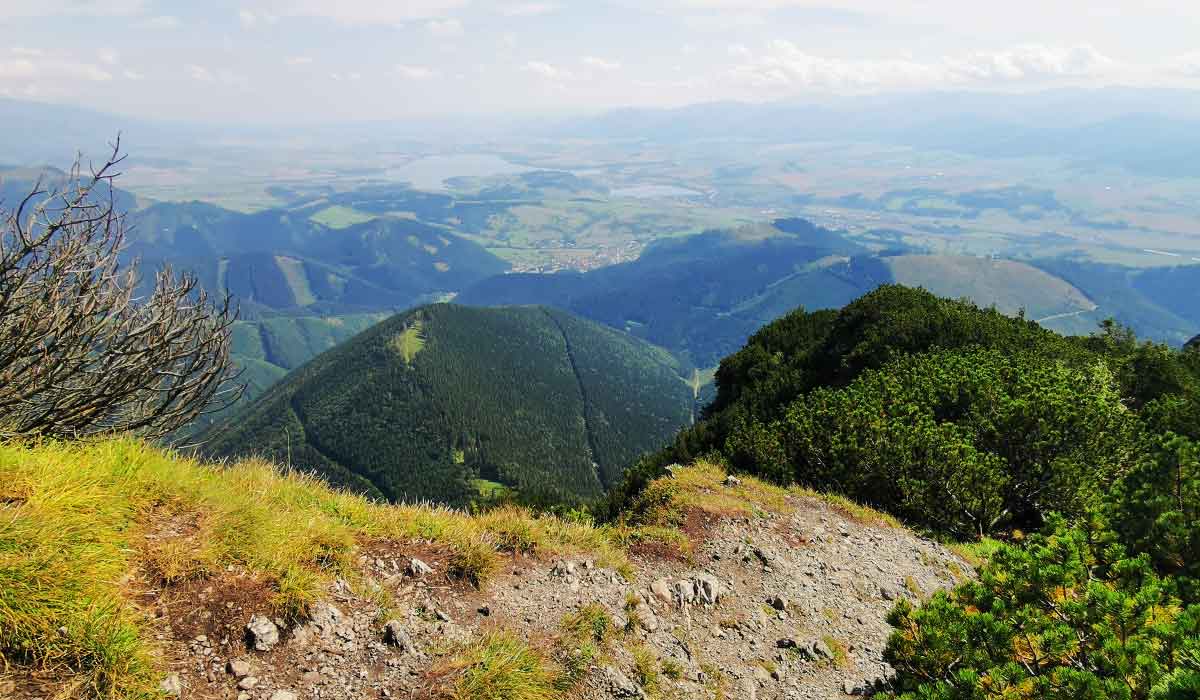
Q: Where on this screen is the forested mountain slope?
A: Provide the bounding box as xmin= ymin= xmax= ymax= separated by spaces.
xmin=200 ymin=304 xmax=694 ymax=506
xmin=459 ymin=218 xmax=1177 ymax=369
xmin=611 ymin=285 xmax=1200 ymax=540
xmin=128 ymin=203 xmax=508 ymax=315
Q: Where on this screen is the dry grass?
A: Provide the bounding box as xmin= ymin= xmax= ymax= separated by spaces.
xmin=0 ymin=437 xmax=631 ymax=698
xmin=437 ymin=631 xmax=560 ymax=700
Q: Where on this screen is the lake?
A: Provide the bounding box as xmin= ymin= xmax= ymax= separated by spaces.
xmin=387 ymin=154 xmax=535 ymax=191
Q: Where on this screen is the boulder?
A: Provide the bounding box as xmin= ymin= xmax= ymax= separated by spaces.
xmin=246 ymin=615 xmax=280 ymax=652
xmin=693 ymin=573 xmax=722 ymax=605
xmin=407 ymin=558 xmax=433 ymax=577
xmin=384 ymin=620 xmax=416 ymax=653
xmin=650 ymin=578 xmax=673 ymax=603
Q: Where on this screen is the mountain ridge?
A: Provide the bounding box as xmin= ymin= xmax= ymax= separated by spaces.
xmin=200 ymin=304 xmax=695 ymax=505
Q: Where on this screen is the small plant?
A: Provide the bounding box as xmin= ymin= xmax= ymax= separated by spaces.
xmin=822 ymin=635 xmax=851 ymax=671
xmin=476 ymin=506 xmax=546 ymax=555
xmin=562 ymin=603 xmax=613 ymax=644
xmin=442 ymin=631 xmax=560 ymax=700
xmin=557 ymin=604 xmax=614 ymax=687
xmin=661 ymin=658 xmax=684 ymax=680
xmin=449 ymin=538 xmax=499 ymax=589
xmin=699 ymin=661 xmax=726 ymax=699
xmin=629 ymin=643 xmax=661 ymax=696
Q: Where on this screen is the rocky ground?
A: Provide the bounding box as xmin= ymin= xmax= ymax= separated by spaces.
xmin=8 ymin=471 xmax=967 ymax=700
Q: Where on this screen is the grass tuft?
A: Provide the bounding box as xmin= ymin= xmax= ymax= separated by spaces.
xmin=442 ymin=631 xmax=560 ymax=700
xmin=629 ymin=642 xmax=661 ymax=697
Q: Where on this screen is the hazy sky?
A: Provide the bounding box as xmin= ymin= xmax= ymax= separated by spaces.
xmin=3 ymin=0 xmax=1200 ymax=123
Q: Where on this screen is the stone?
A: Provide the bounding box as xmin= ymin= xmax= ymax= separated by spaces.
xmin=650 ymin=578 xmax=673 ymax=603
xmin=311 ymin=602 xmax=343 ymax=628
xmin=812 ymin=639 xmax=833 ymax=660
xmin=769 ymin=595 xmax=788 ymax=611
xmin=693 ymin=573 xmax=722 ymax=605
xmin=246 ymin=615 xmax=280 ymax=652
xmin=159 ymin=673 xmax=183 ymax=697
xmin=237 ymin=676 xmax=258 ymax=690
xmin=724 ymin=475 xmax=742 ymax=487
xmin=435 ymin=610 xmax=451 ymax=622
xmin=268 ymin=692 xmax=298 ymax=700
xmin=301 ymin=671 xmax=322 ymax=685
xmin=477 ymin=605 xmax=491 ymax=616
xmin=671 ymin=579 xmax=696 ymax=606
xmin=407 ymin=558 xmax=433 ymax=577
xmin=602 ymin=666 xmax=647 ymax=698
xmin=226 ymin=659 xmax=251 ymax=678
xmin=384 ymin=620 xmax=416 ymax=653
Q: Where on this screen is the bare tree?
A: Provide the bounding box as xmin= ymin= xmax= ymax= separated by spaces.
xmin=0 ymin=139 xmax=241 ymax=441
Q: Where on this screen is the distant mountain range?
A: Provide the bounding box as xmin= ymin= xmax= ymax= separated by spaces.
xmin=553 ymin=88 xmax=1200 ymax=178
xmin=460 ymin=218 xmax=1198 ymax=367
xmin=200 ymin=304 xmax=695 ymax=506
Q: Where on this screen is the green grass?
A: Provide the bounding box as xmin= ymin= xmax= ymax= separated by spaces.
xmin=309 ymin=205 xmax=376 ymax=229
xmin=0 ymin=438 xmax=632 ymax=698
xmin=388 ymin=319 xmax=427 ymax=365
xmin=629 ymin=642 xmax=661 ymax=697
xmin=441 ymin=631 xmax=560 ymax=700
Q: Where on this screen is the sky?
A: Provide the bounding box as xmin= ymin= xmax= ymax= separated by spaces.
xmin=2 ymin=0 xmax=1200 ymax=124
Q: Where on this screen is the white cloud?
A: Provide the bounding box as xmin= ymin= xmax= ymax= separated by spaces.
xmin=0 ymin=54 xmax=112 ymax=83
xmin=524 ymin=61 xmax=573 ymax=81
xmin=187 ymin=64 xmax=215 ymax=82
xmin=239 ymin=9 xmax=258 ymax=27
xmin=583 ymin=56 xmax=621 ymax=72
xmin=1167 ymin=52 xmax=1200 ymax=77
xmin=123 ymin=69 xmax=144 ymax=80
xmin=501 ymin=3 xmax=559 ymax=16
xmin=396 ymin=64 xmax=436 ymax=80
xmin=253 ymin=1 xmax=468 ymax=25
xmin=140 ymin=15 xmax=181 ymax=29
xmin=727 ymin=42 xmax=1118 ymax=92
xmin=98 ymin=48 xmax=120 ymax=65
xmin=285 ymin=56 xmax=313 ymax=66
xmin=0 ymin=0 xmax=148 ymax=17
xmin=0 ymin=59 xmax=37 ymax=79
xmin=427 ymin=18 xmax=464 ymax=37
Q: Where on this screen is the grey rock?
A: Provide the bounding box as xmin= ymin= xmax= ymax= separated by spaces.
xmin=812 ymin=639 xmax=833 ymax=660
xmin=602 ymin=666 xmax=647 ymax=698
xmin=246 ymin=615 xmax=280 ymax=652
xmin=268 ymin=692 xmax=298 ymax=700
xmin=694 ymin=573 xmax=723 ymax=605
xmin=237 ymin=676 xmax=258 ymax=690
xmin=384 ymin=620 xmax=416 ymax=653
xmin=311 ymin=602 xmax=343 ymax=628
xmin=672 ymin=579 xmax=696 ymax=606
xmin=226 ymin=659 xmax=251 ymax=678
xmin=769 ymin=595 xmax=789 ymax=611
xmin=724 ymin=475 xmax=742 ymax=486
xmin=159 ymin=673 xmax=182 ymax=697
xmin=407 ymin=558 xmax=433 ymax=577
